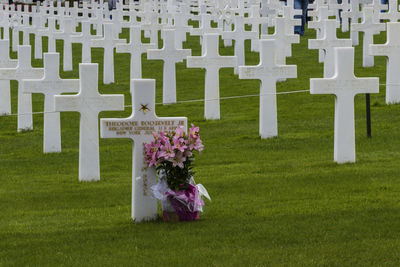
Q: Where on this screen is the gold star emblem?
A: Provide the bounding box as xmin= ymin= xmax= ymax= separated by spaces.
xmin=139 ymin=104 xmax=150 ymax=114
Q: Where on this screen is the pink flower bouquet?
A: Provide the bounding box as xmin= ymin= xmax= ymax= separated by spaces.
xmin=145 ymin=125 xmax=210 ymax=221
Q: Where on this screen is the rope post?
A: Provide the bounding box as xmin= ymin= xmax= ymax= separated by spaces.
xmin=366 ymin=93 xmax=371 ymax=138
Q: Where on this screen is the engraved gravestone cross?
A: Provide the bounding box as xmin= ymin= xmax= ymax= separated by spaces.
xmin=91 ymin=23 xmax=126 ymax=84
xmin=187 ymin=33 xmax=237 ymax=120
xmin=369 ymin=22 xmax=400 ymax=104
xmin=222 ymin=16 xmax=257 ymax=73
xmin=310 ymin=47 xmax=379 ymax=163
xmin=116 ymin=26 xmax=156 ymax=79
xmin=239 ymin=40 xmax=297 ymax=138
xmin=23 ymin=53 xmax=80 ymax=153
xmin=351 ymin=7 xmax=385 ymax=67
xmin=0 ymin=45 xmax=44 ymax=131
xmin=100 ymin=79 xmax=187 ymax=222
xmin=308 ymin=19 xmax=352 ymax=78
xmin=54 ymin=64 xmax=125 ymax=181
xmin=0 ymin=40 xmax=17 ymax=115
xmin=148 ymin=29 xmax=191 ymax=104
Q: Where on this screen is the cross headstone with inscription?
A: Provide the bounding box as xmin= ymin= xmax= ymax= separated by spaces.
xmin=22 ymin=53 xmax=79 ymax=153
xmin=380 ymin=0 xmax=400 ymax=22
xmin=282 ymin=6 xmax=302 ymax=35
xmin=54 ymin=17 xmax=78 ymax=71
xmin=223 ymin=16 xmax=257 ymax=73
xmin=100 ymin=79 xmax=187 ymax=222
xmin=245 ymin=5 xmax=269 ymax=52
xmin=348 ymin=0 xmax=363 ymax=45
xmin=32 ymin=14 xmax=44 ymax=59
xmin=310 ymin=47 xmax=379 ymax=163
xmin=370 ymin=22 xmax=400 ymax=104
xmin=190 ymin=13 xmax=222 ymax=53
xmin=116 ymin=26 xmax=156 ymax=79
xmin=0 ymin=40 xmax=17 ymax=115
xmin=71 ymin=21 xmax=100 ymax=64
xmin=219 ymin=4 xmax=234 ymax=46
xmin=239 ymin=39 xmax=297 ymax=138
xmin=148 ymin=29 xmax=191 ymax=104
xmin=351 ymin=7 xmax=385 ymax=67
xmin=308 ymin=6 xmax=335 ymax=62
xmin=187 ymin=33 xmax=237 ymax=120
xmin=54 ymin=63 xmax=125 ymax=181
xmin=0 ymin=45 xmax=44 ymax=131
xmin=91 ymin=23 xmax=125 ymax=84
xmin=38 ymin=17 xmax=61 ymax=53
xmin=309 ymin=19 xmax=352 ymax=78
xmin=173 ymin=11 xmax=192 ymax=49
xmin=261 ymin=17 xmax=299 ymax=65
xmin=20 ymin=14 xmax=31 ymax=46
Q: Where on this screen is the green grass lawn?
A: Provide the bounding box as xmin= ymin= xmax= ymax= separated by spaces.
xmin=1 ymin=23 xmax=400 ymax=266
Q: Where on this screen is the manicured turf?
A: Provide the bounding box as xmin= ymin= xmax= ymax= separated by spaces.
xmin=1 ymin=22 xmax=400 ymax=266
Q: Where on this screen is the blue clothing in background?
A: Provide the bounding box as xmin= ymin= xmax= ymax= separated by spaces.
xmin=294 ymin=0 xmax=309 ymax=36
xmin=381 ymin=0 xmax=388 ymax=12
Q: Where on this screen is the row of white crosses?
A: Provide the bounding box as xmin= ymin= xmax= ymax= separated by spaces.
xmin=0 ymin=36 xmax=181 ymax=222
xmin=306 ymin=2 xmax=400 ymax=163
xmin=0 ymin=0 xmax=395 ymax=220
xmin=0 ymin=45 xmax=43 ymax=131
xmin=0 ymin=0 xmax=305 ymax=140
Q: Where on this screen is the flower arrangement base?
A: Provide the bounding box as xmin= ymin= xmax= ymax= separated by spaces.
xmin=162 ymin=211 xmax=180 ymax=222
xmin=161 ymin=196 xmax=200 ymax=222
xmin=168 ymin=197 xmax=200 ymax=222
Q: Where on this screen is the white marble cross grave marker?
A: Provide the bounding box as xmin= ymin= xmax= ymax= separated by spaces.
xmin=187 ymin=33 xmax=237 ymax=120
xmin=309 ymin=19 xmax=352 ymax=78
xmin=380 ymin=0 xmax=400 ymax=22
xmin=351 ymin=7 xmax=385 ymax=67
xmin=54 ymin=63 xmax=125 ymax=181
xmin=38 ymin=17 xmax=61 ymax=53
xmin=148 ymin=29 xmax=191 ymax=104
xmin=70 ymin=21 xmax=100 ymax=64
xmin=370 ymin=22 xmax=400 ymax=104
xmin=100 ymin=79 xmax=187 ymax=222
xmin=22 ymin=53 xmax=79 ymax=153
xmin=308 ymin=6 xmax=336 ymax=63
xmin=239 ymin=40 xmax=297 ymax=138
xmin=222 ymin=16 xmax=258 ymax=73
xmin=173 ymin=11 xmax=192 ymax=49
xmin=0 ymin=39 xmax=17 ymax=116
xmin=91 ymin=23 xmax=126 ymax=84
xmin=310 ymin=47 xmax=379 ymax=163
xmin=116 ymin=26 xmax=156 ymax=80
xmin=261 ymin=17 xmax=299 ymax=65
xmin=54 ymin=17 xmax=78 ymax=71
xmin=245 ymin=5 xmax=269 ymax=52
xmin=0 ymin=45 xmax=44 ymax=131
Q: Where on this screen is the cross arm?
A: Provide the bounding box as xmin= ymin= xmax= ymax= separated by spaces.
xmin=147 ymin=49 xmax=167 ymax=60
xmin=186 ymin=56 xmax=207 ymax=68
xmin=22 ymin=79 xmax=80 ymax=94
xmin=140 ymin=43 xmax=157 ymax=53
xmin=98 ymin=95 xmax=125 ymax=111
xmin=308 ymin=39 xmax=325 ymax=50
xmin=54 ymin=94 xmax=82 ymax=112
xmin=311 ymin=77 xmax=379 ymax=95
xmin=239 ymin=65 xmax=263 ymax=80
xmin=25 ymin=69 xmax=45 ymax=79
xmin=369 ymin=44 xmax=390 ymax=56
xmin=90 ymin=39 xmax=105 ymax=48
xmin=0 ymin=68 xmax=17 ymax=80
xmin=148 ymin=50 xmax=192 ymax=62
xmin=116 ymin=43 xmax=135 ymax=54
xmin=220 ymin=57 xmax=237 ymax=68
xmin=275 ymin=65 xmax=297 ymax=79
